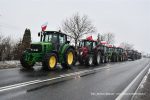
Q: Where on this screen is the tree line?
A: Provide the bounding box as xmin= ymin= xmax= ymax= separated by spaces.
xmin=0 ymin=13 xmax=133 ymax=61
xmin=0 ymin=29 xmax=31 ymax=61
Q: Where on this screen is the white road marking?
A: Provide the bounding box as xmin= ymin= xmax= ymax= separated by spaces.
xmin=115 ymin=62 xmax=150 ymax=100
xmin=0 ymin=66 xmax=111 ymax=92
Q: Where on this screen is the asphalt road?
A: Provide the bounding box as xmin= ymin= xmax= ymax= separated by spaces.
xmin=0 ymin=58 xmax=149 ymax=100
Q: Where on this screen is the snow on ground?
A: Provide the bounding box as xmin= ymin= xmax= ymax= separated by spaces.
xmin=0 ymin=60 xmax=20 ymax=69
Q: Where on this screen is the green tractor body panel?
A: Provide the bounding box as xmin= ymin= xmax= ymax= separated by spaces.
xmin=23 ymin=42 xmax=54 ymax=64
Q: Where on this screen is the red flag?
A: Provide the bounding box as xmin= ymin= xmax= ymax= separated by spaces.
xmin=41 ymin=22 xmax=48 ymax=31
xmin=86 ymin=36 xmax=93 ymax=41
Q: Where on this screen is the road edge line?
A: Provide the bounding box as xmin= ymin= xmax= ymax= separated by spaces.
xmin=0 ymin=66 xmax=111 ymax=92
xmin=131 ymin=67 xmax=150 ymax=100
xmin=115 ymin=62 xmax=150 ymax=100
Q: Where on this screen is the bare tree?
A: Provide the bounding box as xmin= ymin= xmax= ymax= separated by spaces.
xmin=97 ymin=33 xmax=106 ymax=42
xmin=0 ymin=35 xmax=13 ymax=61
xmin=62 ymin=13 xmax=96 ymax=48
xmin=120 ymin=42 xmax=134 ymax=50
xmin=102 ymin=32 xmax=115 ymax=44
xmin=12 ymin=39 xmax=23 ymax=60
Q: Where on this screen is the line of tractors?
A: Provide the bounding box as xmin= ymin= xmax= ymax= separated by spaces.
xmin=20 ymin=31 xmax=142 ymax=70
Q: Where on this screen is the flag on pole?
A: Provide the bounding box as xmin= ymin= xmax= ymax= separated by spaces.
xmin=41 ymin=22 xmax=48 ymax=31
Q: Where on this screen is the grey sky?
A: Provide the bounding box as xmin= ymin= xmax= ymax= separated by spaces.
xmin=0 ymin=0 xmax=149 ymax=53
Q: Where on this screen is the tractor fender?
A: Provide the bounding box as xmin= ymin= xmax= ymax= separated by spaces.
xmin=61 ymin=45 xmax=75 ymax=55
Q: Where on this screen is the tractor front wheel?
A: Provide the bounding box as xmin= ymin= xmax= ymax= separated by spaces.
xmin=42 ymin=53 xmax=57 ymax=70
xmin=20 ymin=53 xmax=35 ymax=69
xmin=78 ymin=56 xmax=84 ymax=65
xmin=85 ymin=54 xmax=93 ymax=66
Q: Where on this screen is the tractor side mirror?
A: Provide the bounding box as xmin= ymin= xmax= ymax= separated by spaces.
xmin=38 ymin=32 xmax=40 ymax=37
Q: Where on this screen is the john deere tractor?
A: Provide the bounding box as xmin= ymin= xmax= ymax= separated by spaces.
xmin=20 ymin=31 xmax=75 ymax=70
xmin=110 ymin=47 xmax=119 ymax=62
xmin=116 ymin=47 xmax=124 ymax=61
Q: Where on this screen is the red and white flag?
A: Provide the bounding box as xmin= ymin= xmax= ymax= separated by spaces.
xmin=41 ymin=22 xmax=48 ymax=31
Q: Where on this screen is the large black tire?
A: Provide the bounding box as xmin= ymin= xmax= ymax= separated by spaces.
xmin=72 ymin=51 xmax=78 ymax=66
xmin=111 ymin=54 xmax=115 ymax=62
xmin=78 ymin=56 xmax=84 ymax=65
xmin=115 ymin=56 xmax=118 ymax=62
xmin=94 ymin=52 xmax=101 ymax=65
xmin=42 ymin=53 xmax=58 ymax=70
xmin=101 ymin=56 xmax=105 ymax=63
xmin=85 ymin=54 xmax=93 ymax=66
xmin=20 ymin=53 xmax=34 ymax=69
xmin=104 ymin=56 xmax=108 ymax=63
xmin=61 ymin=48 xmax=75 ymax=69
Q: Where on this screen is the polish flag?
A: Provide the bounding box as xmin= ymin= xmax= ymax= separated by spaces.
xmin=86 ymin=36 xmax=93 ymax=41
xmin=41 ymin=22 xmax=48 ymax=31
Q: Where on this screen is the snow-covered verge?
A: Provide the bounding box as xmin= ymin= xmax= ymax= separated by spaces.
xmin=0 ymin=60 xmax=20 ymax=69
xmin=0 ymin=61 xmax=42 ymax=69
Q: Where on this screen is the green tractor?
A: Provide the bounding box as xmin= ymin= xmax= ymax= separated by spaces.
xmin=20 ymin=31 xmax=75 ymax=70
xmin=116 ymin=47 xmax=124 ymax=62
xmin=110 ymin=47 xmax=119 ymax=62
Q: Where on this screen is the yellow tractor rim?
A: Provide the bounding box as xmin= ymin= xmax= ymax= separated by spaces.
xmin=67 ymin=52 xmax=74 ymax=65
xmin=49 ymin=56 xmax=56 ymax=69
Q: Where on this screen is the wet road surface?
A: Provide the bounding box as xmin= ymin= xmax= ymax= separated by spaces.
xmin=0 ymin=58 xmax=149 ymax=100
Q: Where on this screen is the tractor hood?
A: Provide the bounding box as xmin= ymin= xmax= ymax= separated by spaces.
xmin=30 ymin=42 xmax=53 ymax=53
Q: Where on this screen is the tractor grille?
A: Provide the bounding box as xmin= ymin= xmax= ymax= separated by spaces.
xmin=30 ymin=44 xmax=42 ymax=53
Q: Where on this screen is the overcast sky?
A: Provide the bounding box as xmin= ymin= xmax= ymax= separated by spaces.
xmin=0 ymin=0 xmax=149 ymax=53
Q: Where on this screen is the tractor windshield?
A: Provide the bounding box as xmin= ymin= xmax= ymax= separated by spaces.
xmin=42 ymin=34 xmax=52 ymax=42
xmin=79 ymin=40 xmax=93 ymax=51
xmin=79 ymin=40 xmax=92 ymax=48
xmin=42 ymin=33 xmax=58 ymax=43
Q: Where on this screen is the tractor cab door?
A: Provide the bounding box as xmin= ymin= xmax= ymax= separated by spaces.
xmin=58 ymin=34 xmax=67 ymax=50
xmin=51 ymin=34 xmax=59 ymax=51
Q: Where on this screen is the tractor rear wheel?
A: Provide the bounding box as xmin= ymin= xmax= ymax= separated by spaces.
xmin=61 ymin=49 xmax=75 ymax=69
xmin=85 ymin=54 xmax=93 ymax=66
xmin=101 ymin=56 xmax=105 ymax=63
xmin=104 ymin=56 xmax=108 ymax=63
xmin=94 ymin=52 xmax=101 ymax=65
xmin=20 ymin=53 xmax=34 ymax=69
xmin=42 ymin=53 xmax=57 ymax=70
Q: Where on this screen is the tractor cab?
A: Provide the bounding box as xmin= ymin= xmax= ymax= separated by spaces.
xmin=116 ymin=47 xmax=123 ymax=54
xmin=79 ymin=39 xmax=97 ymax=52
xmin=39 ymin=31 xmax=69 ymax=51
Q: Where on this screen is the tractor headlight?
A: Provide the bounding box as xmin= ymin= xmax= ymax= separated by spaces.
xmin=31 ymin=49 xmax=38 ymax=52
